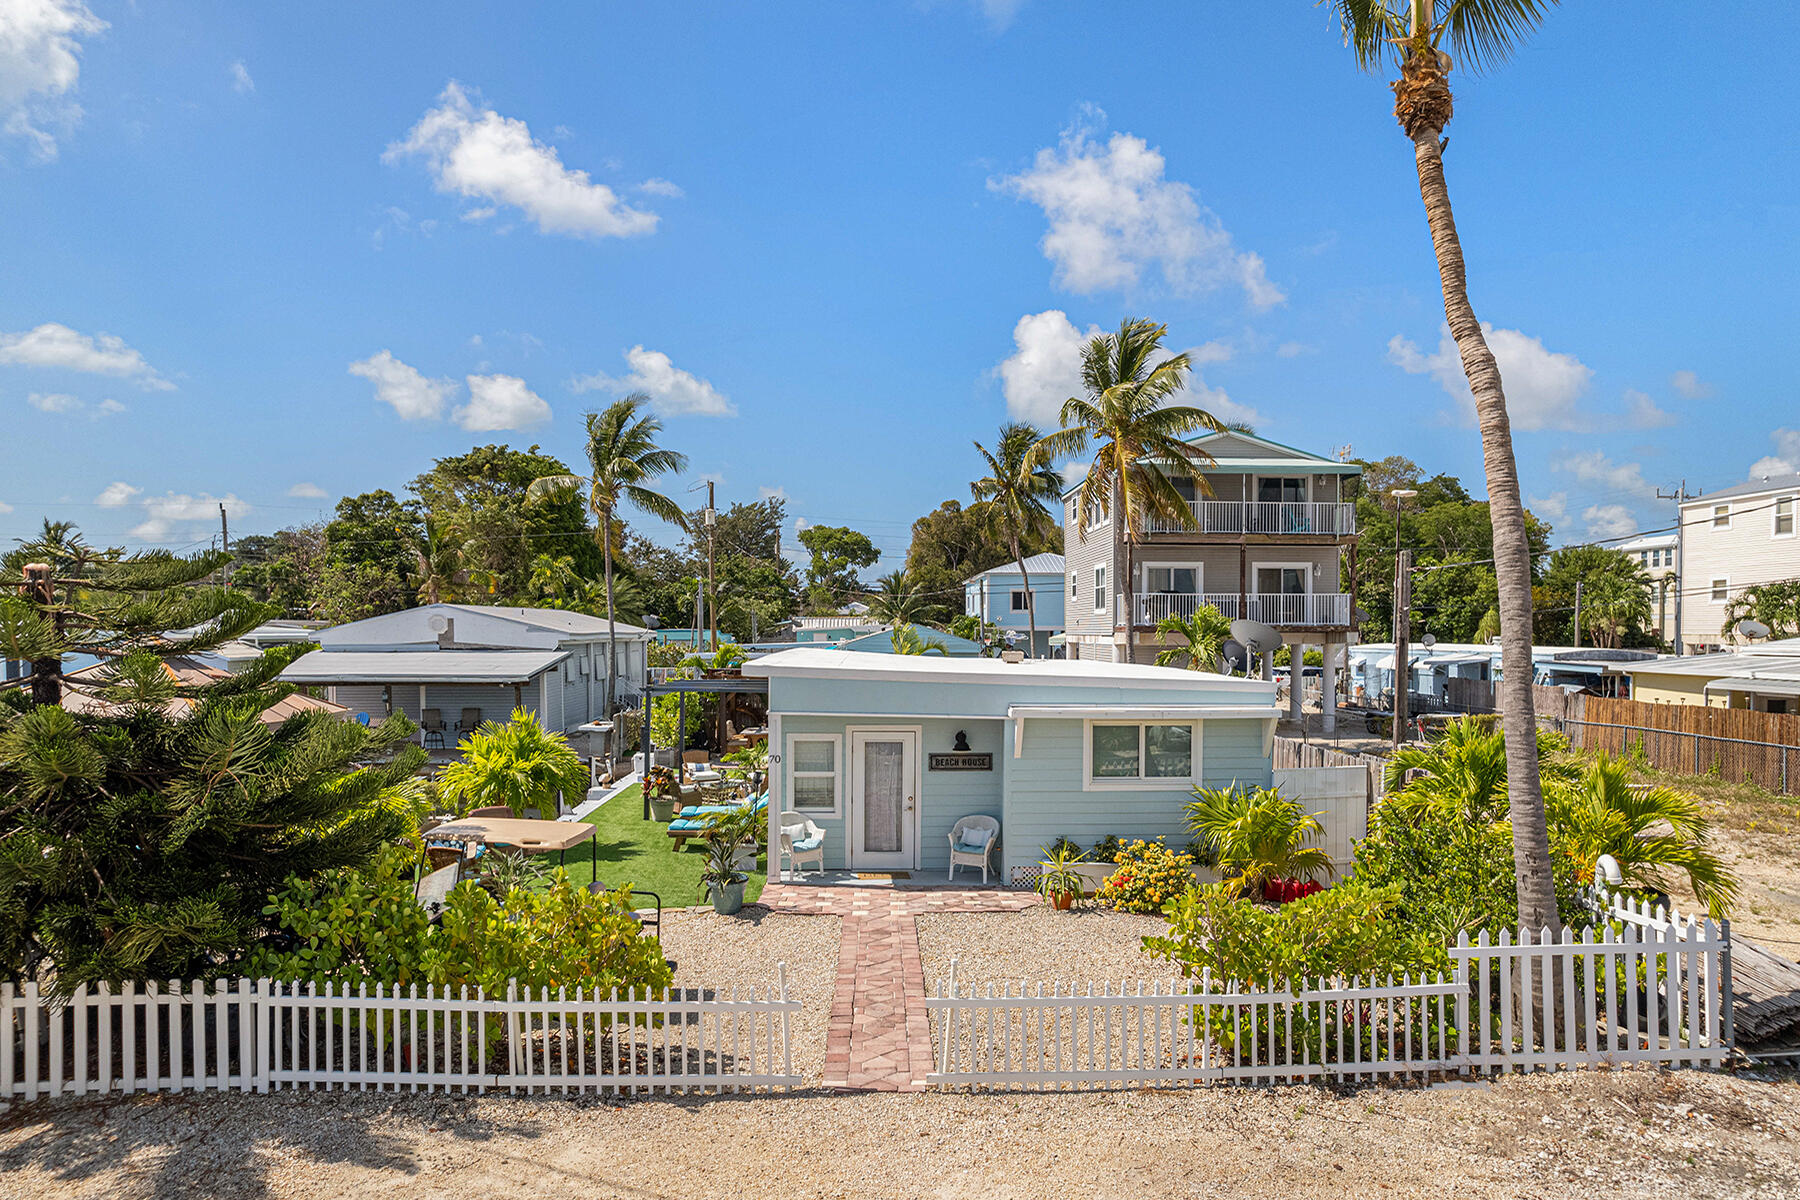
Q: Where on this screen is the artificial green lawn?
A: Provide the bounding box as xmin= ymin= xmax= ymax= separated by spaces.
xmin=546 ymin=784 xmax=767 ymax=908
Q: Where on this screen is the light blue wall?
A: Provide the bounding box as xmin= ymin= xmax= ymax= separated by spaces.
xmin=770 ymin=672 xmax=1267 ymax=718
xmin=967 ymin=570 xmax=1067 ymax=634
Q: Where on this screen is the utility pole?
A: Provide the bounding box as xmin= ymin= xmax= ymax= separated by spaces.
xmin=219 ymin=503 xmax=232 ymax=588
xmin=1572 ymin=579 xmax=1582 ymax=649
xmin=704 ymin=480 xmax=718 ymax=651
xmin=1656 ymin=480 xmax=1691 ymax=655
xmin=1393 ymin=549 xmax=1412 ymax=750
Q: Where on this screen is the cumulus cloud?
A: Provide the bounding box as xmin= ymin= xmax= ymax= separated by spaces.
xmin=638 ymin=177 xmax=683 ymax=197
xmin=27 ymin=391 xmax=78 ymax=412
xmin=129 ymin=492 xmax=251 ymax=542
xmin=0 ymin=0 xmax=106 ymax=161
xmin=385 ymin=83 xmax=663 ymax=240
xmin=994 ymin=111 xmax=1282 ymax=306
xmin=1554 ymin=450 xmax=1656 ymax=501
xmin=1387 ymin=324 xmax=1593 ymax=432
xmin=1528 ymin=491 xmax=1570 ymax=529
xmin=96 ymin=397 xmax=124 ymax=414
xmin=229 ymin=59 xmax=254 ymax=94
xmin=0 ymin=322 xmax=173 ymax=389
xmin=348 ymin=350 xmax=456 ymax=421
xmin=1670 ymin=369 xmax=1713 ymax=400
xmin=572 ymin=345 xmax=735 ymax=417
xmin=758 ymin=485 xmax=790 ymax=503
xmin=287 ymin=482 xmax=328 ymax=499
xmin=995 ymin=310 xmax=1097 ymax=424
xmin=456 ymin=373 xmax=550 ymax=431
xmin=1582 ymin=504 xmax=1638 ymax=542
xmin=1622 ymin=388 xmax=1677 ymax=429
xmin=1749 ymin=428 xmax=1800 ymax=479
xmin=94 ymin=480 xmax=141 ymax=508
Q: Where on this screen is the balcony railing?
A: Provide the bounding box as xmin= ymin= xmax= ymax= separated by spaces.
xmin=1132 ymin=591 xmax=1352 ymax=628
xmin=1142 ymin=500 xmax=1356 ymax=536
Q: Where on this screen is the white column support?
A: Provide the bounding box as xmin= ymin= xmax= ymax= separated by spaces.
xmin=417 ymin=684 xmax=428 ymax=746
xmin=1287 ymin=641 xmax=1304 ymax=722
xmin=1321 ymin=639 xmax=1339 ymax=736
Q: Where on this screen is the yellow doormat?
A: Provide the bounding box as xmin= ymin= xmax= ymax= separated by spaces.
xmin=855 ymin=872 xmax=910 ymax=880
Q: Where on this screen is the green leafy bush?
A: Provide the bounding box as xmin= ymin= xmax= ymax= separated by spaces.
xmin=436 ymin=708 xmax=588 ymax=818
xmin=248 ymin=848 xmax=430 ymax=989
xmin=1096 ymin=839 xmax=1196 ymax=915
xmin=1185 ymin=784 xmax=1334 ymax=901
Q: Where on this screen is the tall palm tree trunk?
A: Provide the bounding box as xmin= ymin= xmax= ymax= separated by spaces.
xmin=1011 ymin=534 xmax=1038 ymax=659
xmin=602 ymin=508 xmax=618 ymax=719
xmin=1405 ymin=102 xmax=1558 ymax=933
xmin=1120 ymin=531 xmax=1136 ymax=666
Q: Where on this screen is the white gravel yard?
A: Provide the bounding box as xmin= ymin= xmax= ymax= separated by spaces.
xmin=657 ymin=905 xmax=839 ymax=1083
xmin=3 ymin=1067 xmax=1796 ymax=1198
xmin=916 ymin=906 xmax=1170 ymax=990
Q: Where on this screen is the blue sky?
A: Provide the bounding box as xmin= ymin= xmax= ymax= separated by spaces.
xmin=3 ymin=1 xmax=1796 ymax=569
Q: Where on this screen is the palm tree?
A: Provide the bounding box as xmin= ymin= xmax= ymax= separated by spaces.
xmin=866 ymin=569 xmax=943 ymax=627
xmin=890 ymin=623 xmax=949 ymax=656
xmin=1033 ymin=319 xmax=1224 ymax=663
xmin=1185 ymin=784 xmax=1335 ymax=902
xmin=971 ymin=422 xmax=1063 ymax=658
xmin=1323 ymin=0 xmax=1561 ymax=933
xmin=410 ymin=515 xmax=470 ymax=605
xmin=1153 ymin=605 xmax=1232 ymax=672
xmin=1581 ymin=572 xmax=1651 ymax=649
xmin=528 ymin=394 xmax=688 ymax=716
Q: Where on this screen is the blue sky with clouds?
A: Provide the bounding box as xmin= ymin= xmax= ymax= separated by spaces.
xmin=3 ymin=1 xmax=1796 ymax=566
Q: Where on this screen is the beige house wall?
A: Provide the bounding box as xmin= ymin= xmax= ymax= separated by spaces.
xmin=1630 ymin=671 xmax=1727 ymax=708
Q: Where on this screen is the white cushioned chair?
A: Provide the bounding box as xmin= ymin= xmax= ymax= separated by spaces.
xmin=947 ymin=815 xmax=1000 ymax=884
xmin=778 ymin=810 xmax=826 ymax=878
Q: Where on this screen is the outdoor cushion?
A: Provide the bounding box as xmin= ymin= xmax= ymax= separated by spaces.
xmin=790 ymin=834 xmax=823 ymax=853
xmin=958 ymin=827 xmax=992 ymax=851
xmin=668 ymin=818 xmax=710 ymax=833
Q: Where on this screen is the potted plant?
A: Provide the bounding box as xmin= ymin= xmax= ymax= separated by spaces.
xmin=644 ymin=765 xmax=681 ymax=821
xmin=705 ymin=803 xmax=764 ymax=872
xmin=1037 ymin=843 xmax=1087 ymax=911
xmin=699 ymin=837 xmax=749 ymax=915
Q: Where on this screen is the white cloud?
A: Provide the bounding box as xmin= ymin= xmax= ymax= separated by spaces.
xmin=0 ymin=500 xmax=12 ymax=514
xmin=0 ymin=0 xmax=106 ymax=161
xmin=976 ymin=0 xmax=1027 ymax=30
xmin=572 ymin=345 xmax=735 ymax=417
xmin=456 ymin=373 xmax=550 ymax=431
xmin=995 ymin=310 xmax=1097 ymax=425
xmin=638 ymin=177 xmax=683 ymax=198
xmin=1528 ymin=491 xmax=1570 ymax=529
xmin=995 ymin=111 xmax=1282 ymax=307
xmin=94 ymin=480 xmax=141 ymax=508
xmin=1387 ymin=324 xmax=1592 ymax=432
xmin=348 ymin=350 xmax=456 ymax=421
xmin=229 ymin=59 xmax=254 ymax=94
xmin=1188 ymin=339 xmax=1232 ymax=366
xmin=1749 ymin=428 xmax=1800 ymax=479
xmin=1554 ymin=450 xmax=1656 ymax=500
xmin=27 ymin=391 xmax=78 ymax=412
xmin=1670 ymin=369 xmax=1712 ymax=400
xmin=0 ymin=322 xmax=173 ymax=389
xmin=385 ymin=82 xmax=662 ymax=240
xmin=1621 ymin=388 xmax=1677 ymax=430
xmin=758 ymin=486 xmax=789 ymax=503
xmin=1187 ymin=375 xmax=1263 ymax=431
xmin=1275 ymin=341 xmax=1314 ymax=359
xmin=96 ymin=397 xmax=124 ymax=414
xmin=1582 ymin=504 xmax=1637 ymax=542
xmin=129 ymin=492 xmax=250 ymax=542
xmin=287 ymin=482 xmax=328 ymax=499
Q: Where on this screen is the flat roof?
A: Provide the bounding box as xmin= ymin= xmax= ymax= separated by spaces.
xmin=280 ymin=648 xmax=569 ymax=685
xmin=743 ymin=645 xmax=1276 ymax=695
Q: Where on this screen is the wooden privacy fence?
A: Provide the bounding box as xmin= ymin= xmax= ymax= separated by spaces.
xmin=1 ymin=970 xmax=800 ymax=1102
xmin=927 ymin=911 xmax=1730 ymax=1089
xmin=1542 ymin=692 xmax=1800 ymax=795
xmin=1271 ymin=736 xmax=1387 ymax=800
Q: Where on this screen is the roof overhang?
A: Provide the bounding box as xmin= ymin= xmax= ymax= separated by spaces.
xmin=1704 ymin=675 xmax=1800 ymax=698
xmin=1006 ymin=703 xmax=1284 ymax=721
xmin=279 ymin=648 xmax=569 ymax=686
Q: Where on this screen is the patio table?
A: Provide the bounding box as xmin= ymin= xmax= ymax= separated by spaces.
xmin=427 ymin=816 xmax=598 ymax=874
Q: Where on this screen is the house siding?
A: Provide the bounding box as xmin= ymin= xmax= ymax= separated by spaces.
xmin=1680 ymin=487 xmax=1800 ymax=653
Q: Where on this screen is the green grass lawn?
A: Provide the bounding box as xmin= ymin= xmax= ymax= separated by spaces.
xmin=546 ymin=784 xmax=767 ymax=908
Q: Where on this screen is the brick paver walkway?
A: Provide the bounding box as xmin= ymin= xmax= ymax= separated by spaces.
xmin=761 ymin=884 xmax=1036 ymax=1090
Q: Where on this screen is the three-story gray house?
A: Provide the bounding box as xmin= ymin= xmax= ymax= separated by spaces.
xmin=1060 ymin=431 xmax=1361 ymax=729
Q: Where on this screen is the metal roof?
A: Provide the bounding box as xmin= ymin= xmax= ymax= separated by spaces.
xmin=1705 ymin=673 xmax=1800 ymax=698
xmin=430 ymin=604 xmax=651 ymax=637
xmin=967 ymin=553 xmax=1066 ymax=580
xmin=280 ymin=648 xmax=569 ymax=685
xmin=1684 ymin=473 xmax=1800 ymax=505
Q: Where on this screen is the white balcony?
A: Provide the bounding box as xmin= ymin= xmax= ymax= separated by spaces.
xmin=1143 ymin=500 xmax=1356 ymax=537
xmin=1132 ymin=591 xmax=1352 ymax=629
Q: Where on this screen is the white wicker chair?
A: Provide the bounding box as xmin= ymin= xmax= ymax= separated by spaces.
xmin=946 ymin=815 xmax=1000 ymax=884
xmin=778 ymin=810 xmax=826 ymax=878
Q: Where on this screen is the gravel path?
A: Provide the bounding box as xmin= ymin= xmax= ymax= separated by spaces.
xmin=658 ymin=905 xmax=839 ymax=1083
xmin=3 ymin=1067 xmax=1795 ymax=1198
xmin=916 ymin=906 xmax=1169 ymax=990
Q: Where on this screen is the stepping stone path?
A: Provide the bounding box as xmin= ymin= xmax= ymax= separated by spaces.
xmin=759 ymin=884 xmax=1037 ymax=1091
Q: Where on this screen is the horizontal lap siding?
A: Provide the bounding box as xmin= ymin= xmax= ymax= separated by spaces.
xmin=330 ymin=686 xmax=387 ymax=720
xmin=1000 ymin=718 xmax=1272 ymax=875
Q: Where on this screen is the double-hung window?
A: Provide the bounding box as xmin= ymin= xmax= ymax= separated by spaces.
xmin=1093 ymin=565 xmax=1107 ymax=612
xmin=1713 ymin=504 xmax=1732 ymax=529
xmin=1086 ymin=722 xmax=1198 ymax=789
xmin=1011 ymin=589 xmax=1029 ymax=611
xmin=786 ymin=734 xmax=842 ymax=815
xmin=1711 ymin=578 xmax=1730 ymax=602
xmin=1776 ymin=498 xmax=1795 ymax=538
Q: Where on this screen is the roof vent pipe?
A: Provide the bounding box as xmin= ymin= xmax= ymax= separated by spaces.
xmin=437 ymin=618 xmax=455 ymax=650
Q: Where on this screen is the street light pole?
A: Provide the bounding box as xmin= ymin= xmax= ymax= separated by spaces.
xmin=1390 ymin=488 xmax=1418 ymax=749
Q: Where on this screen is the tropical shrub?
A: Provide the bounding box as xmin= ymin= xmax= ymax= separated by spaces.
xmin=249 ymin=849 xmax=431 ymax=990
xmin=1089 ymin=833 xmax=1124 ymax=863
xmin=649 ymin=693 xmax=707 ymax=748
xmin=1185 ymin=785 xmax=1334 ymax=901
xmin=436 ymin=708 xmax=588 ymax=817
xmin=1097 ymin=839 xmax=1196 ymax=915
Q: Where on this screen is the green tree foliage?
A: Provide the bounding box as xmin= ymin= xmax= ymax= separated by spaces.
xmin=417 ymin=443 xmax=600 ymax=599
xmin=1535 ymin=546 xmax=1656 ymax=647
xmin=902 ymin=499 xmax=1060 ymax=610
xmin=435 ymin=708 xmax=590 ymax=818
xmin=867 ymin=569 xmax=948 ymax=627
xmin=232 ymin=523 xmax=329 ymax=617
xmin=797 ymin=524 xmax=879 ymax=612
xmin=971 ymin=422 xmax=1063 ymax=656
xmin=0 ymin=649 xmax=428 ymax=989
xmin=320 ymin=490 xmax=423 ymax=621
xmin=1723 ymin=577 xmax=1800 ymax=639
xmin=1152 ymin=605 xmax=1232 ymax=671
xmin=675 ymin=498 xmax=799 ymax=641
xmin=888 ymin=623 xmax=948 ymax=655
xmin=1184 ymin=785 xmax=1334 ymax=901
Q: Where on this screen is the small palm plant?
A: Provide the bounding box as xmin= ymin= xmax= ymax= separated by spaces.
xmin=890 ymin=623 xmax=949 ymax=656
xmin=1153 ymin=605 xmax=1232 ymax=672
xmin=436 ymin=708 xmax=589 ymax=818
xmin=1185 ymin=785 xmax=1334 ymax=902
xmin=1036 ymin=842 xmax=1088 ymax=909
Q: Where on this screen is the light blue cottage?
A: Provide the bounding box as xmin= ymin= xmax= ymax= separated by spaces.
xmin=744 ymin=647 xmax=1280 ymax=882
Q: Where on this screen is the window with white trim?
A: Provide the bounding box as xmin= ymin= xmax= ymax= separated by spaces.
xmin=1093 ymin=565 xmax=1107 ymax=612
xmin=1086 ymin=722 xmax=1197 ymax=788
xmin=1711 ymin=578 xmax=1729 ymax=602
xmin=1069 ymin=573 xmax=1077 ymax=599
xmin=1776 ymin=497 xmax=1795 ymax=537
xmin=1011 ymin=589 xmax=1029 ymax=611
xmin=1713 ymin=504 xmax=1731 ymax=529
xmin=786 ymin=734 xmax=841 ymax=814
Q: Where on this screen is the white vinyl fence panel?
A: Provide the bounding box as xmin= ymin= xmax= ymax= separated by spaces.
xmin=1273 ymin=765 xmax=1368 ymax=871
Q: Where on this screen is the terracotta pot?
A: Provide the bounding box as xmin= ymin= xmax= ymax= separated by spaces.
xmin=1051 ymin=892 xmax=1074 ymax=911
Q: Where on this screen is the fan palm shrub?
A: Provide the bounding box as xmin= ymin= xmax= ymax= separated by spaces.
xmin=1153 ymin=605 xmax=1232 ymax=672
xmin=437 ymin=708 xmax=589 ymax=818
xmin=1185 ymin=785 xmax=1334 ymax=902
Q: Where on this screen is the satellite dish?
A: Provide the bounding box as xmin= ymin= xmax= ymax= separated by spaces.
xmin=642 ymin=613 xmax=662 ymax=630
xmin=426 ymin=614 xmax=449 ymax=633
xmin=1222 ymin=638 xmax=1247 ymax=674
xmin=1230 ymin=619 xmax=1282 ymax=654
xmin=1421 ymin=633 xmax=1437 ymax=649
xmin=1737 ymin=619 xmax=1771 ymax=641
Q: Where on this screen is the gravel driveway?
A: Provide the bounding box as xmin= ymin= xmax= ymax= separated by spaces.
xmin=916 ymin=906 xmax=1169 ymax=990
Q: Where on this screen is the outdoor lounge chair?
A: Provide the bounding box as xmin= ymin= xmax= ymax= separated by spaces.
xmin=419 ymin=708 xmax=447 ymax=748
xmin=947 ymin=815 xmax=1000 ymax=884
xmin=778 ymin=810 xmax=825 ymax=877
xmin=414 ymin=860 xmax=462 ymax=919
xmin=455 ymin=707 xmax=483 ymax=735
xmin=468 ymin=805 xmax=514 ymax=818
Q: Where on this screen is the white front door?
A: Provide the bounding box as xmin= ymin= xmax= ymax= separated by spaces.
xmin=849 ymin=728 xmax=919 ymax=870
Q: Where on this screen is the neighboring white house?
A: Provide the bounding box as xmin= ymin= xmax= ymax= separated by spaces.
xmin=1678 ymin=473 xmax=1800 ymax=654
xmin=1617 ymin=531 xmax=1679 ymax=644
xmin=963 ymin=552 xmax=1066 ymax=657
xmin=279 ymin=604 xmax=652 ymax=747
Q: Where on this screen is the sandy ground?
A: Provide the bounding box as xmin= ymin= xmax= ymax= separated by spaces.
xmin=1659 ymin=775 xmax=1800 ymax=954
xmin=3 ymin=1067 xmax=1796 ymax=1199
xmin=917 ymin=906 xmax=1168 ymax=990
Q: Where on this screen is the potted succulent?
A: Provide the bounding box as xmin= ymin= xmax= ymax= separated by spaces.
xmin=699 ymin=836 xmax=749 ymax=915
xmin=1036 ymin=843 xmax=1087 ymax=911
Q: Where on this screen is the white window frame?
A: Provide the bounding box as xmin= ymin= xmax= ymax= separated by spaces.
xmin=1082 ymin=497 xmax=1108 ymax=532
xmin=1249 ymin=560 xmax=1315 ymax=595
xmin=1081 ymin=718 xmax=1202 ymax=792
xmin=1010 ymin=588 xmax=1029 ymax=612
xmin=1141 ymin=562 xmax=1202 ymax=595
xmin=1775 ymin=497 xmax=1796 ymax=539
xmin=1711 ymin=577 xmax=1730 ymax=603
xmin=784 ymin=732 xmax=843 ymax=817
xmin=1093 ymin=564 xmax=1107 ymax=612
xmin=1712 ymin=504 xmax=1732 ymax=529
xmin=1069 ymin=573 xmax=1077 ymax=599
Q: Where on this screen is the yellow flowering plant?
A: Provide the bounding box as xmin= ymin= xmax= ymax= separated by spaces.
xmin=1096 ymin=838 xmax=1197 ymax=915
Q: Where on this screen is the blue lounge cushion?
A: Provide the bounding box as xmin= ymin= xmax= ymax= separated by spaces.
xmin=790 ymin=834 xmax=823 ymax=853
xmin=669 ymin=818 xmax=708 ymax=833
xmin=957 ymin=839 xmax=990 ymax=855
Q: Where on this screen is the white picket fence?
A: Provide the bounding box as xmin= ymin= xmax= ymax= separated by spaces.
xmin=1 ymin=970 xmax=800 ymax=1101
xmin=928 ymin=907 xmax=1731 ymax=1088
